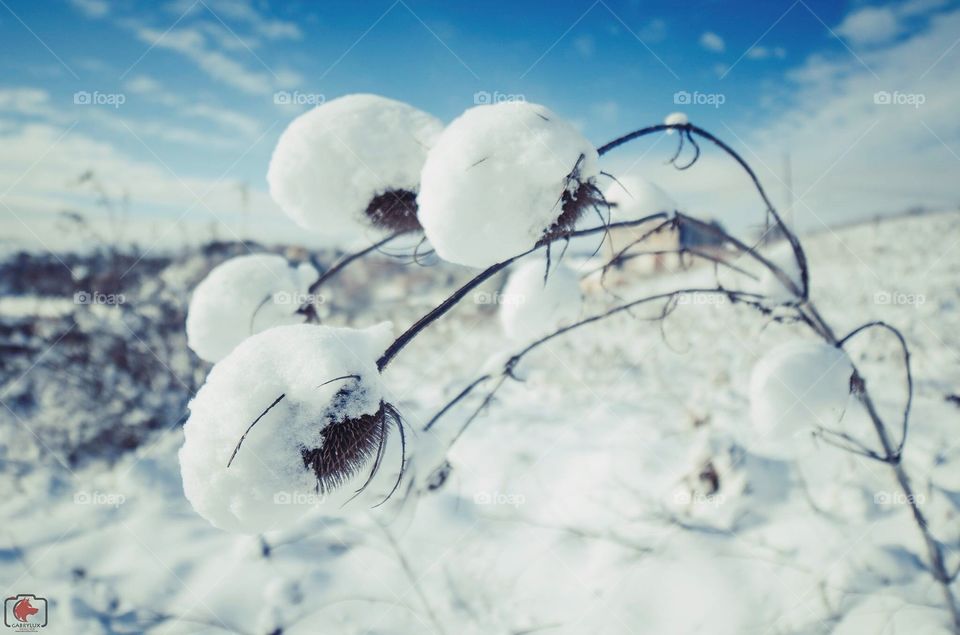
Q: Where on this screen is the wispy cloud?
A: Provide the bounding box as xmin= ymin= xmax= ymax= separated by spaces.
xmin=699 ymin=31 xmax=725 ymax=53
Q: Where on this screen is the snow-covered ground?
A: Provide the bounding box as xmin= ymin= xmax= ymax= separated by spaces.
xmin=2 ymin=211 xmax=959 ymax=634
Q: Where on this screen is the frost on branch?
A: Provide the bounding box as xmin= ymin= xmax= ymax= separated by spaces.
xmin=417 ymin=101 xmax=601 ymax=268
xmin=267 ymin=94 xmax=443 ymax=240
xmin=498 ymin=258 xmax=582 ymax=342
xmin=749 ymin=340 xmax=854 ymax=455
xmin=186 ymin=254 xmax=318 ymax=363
xmin=179 ymin=322 xmax=406 ymax=533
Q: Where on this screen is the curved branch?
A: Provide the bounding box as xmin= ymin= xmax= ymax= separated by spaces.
xmin=837 ymin=320 xmax=914 ymax=456
xmin=376 ymin=212 xmax=672 ymax=371
xmin=598 ymin=122 xmax=809 ymax=301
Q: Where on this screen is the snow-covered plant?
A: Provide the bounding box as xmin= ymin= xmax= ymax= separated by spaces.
xmin=180 ymin=104 xmax=960 ymax=629
xmin=179 ymin=322 xmax=406 ymax=533
xmin=186 ymin=253 xmax=318 ymax=363
xmin=417 ymin=101 xmax=604 ymax=268
xmin=268 ymin=94 xmax=443 ymax=240
xmin=498 ymin=258 xmax=582 ymax=341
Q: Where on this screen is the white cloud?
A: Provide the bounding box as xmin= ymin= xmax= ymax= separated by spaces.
xmin=606 ymin=8 xmax=960 ymax=232
xmin=133 ymin=25 xmax=300 ymax=95
xmin=0 ymin=120 xmax=303 ymax=250
xmin=699 ymin=31 xmax=725 ymax=53
xmin=836 ymin=6 xmax=902 ymax=46
xmin=165 ymin=0 xmax=302 ymax=40
xmin=68 ymin=0 xmax=109 ymax=18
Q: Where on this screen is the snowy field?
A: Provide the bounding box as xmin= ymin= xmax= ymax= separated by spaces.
xmin=2 ymin=210 xmax=958 ymax=634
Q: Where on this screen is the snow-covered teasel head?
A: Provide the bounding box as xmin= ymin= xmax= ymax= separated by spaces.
xmin=267 ymin=94 xmax=443 ymax=240
xmin=499 ymin=258 xmax=582 ymax=342
xmin=417 ymin=101 xmax=602 ymax=268
xmin=749 ymin=340 xmax=854 ymax=457
xmin=179 ymin=322 xmax=408 ymax=533
xmin=186 ymin=254 xmax=319 ymax=363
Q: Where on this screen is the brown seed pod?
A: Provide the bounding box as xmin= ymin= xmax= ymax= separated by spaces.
xmin=540 ymin=156 xmax=608 ymax=244
xmin=364 ymin=188 xmax=422 ymax=233
xmin=300 ymin=388 xmax=405 ymax=499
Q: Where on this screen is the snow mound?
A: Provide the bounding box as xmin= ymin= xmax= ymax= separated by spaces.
xmin=267 ymin=94 xmax=443 ymax=240
xmin=179 ymin=322 xmax=402 ymax=533
xmin=499 ymin=258 xmax=582 ymax=342
xmin=603 ymin=175 xmax=678 ymax=221
xmin=186 ymin=254 xmax=318 ymax=363
xmin=418 ymin=101 xmax=600 ymax=268
xmin=749 ymin=340 xmax=854 ymax=455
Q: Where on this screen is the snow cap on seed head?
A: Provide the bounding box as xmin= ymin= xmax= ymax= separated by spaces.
xmin=186 ymin=254 xmax=319 ymax=363
xmin=749 ymin=340 xmax=854 ymax=458
xmin=179 ymin=322 xmax=407 ymax=533
xmin=268 ymin=94 xmax=443 ymax=242
xmin=417 ymin=101 xmax=601 ymax=268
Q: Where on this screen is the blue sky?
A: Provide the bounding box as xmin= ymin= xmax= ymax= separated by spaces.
xmin=1 ymin=0 xmax=958 ymax=248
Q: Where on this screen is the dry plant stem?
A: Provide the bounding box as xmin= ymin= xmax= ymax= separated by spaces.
xmin=375 ymin=213 xmax=671 ymax=371
xmin=302 ymin=230 xmax=409 ymax=322
xmin=800 ymin=303 xmax=960 ymax=630
xmin=599 ymin=123 xmax=809 ymax=300
xmin=426 ymin=287 xmax=763 ymax=442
